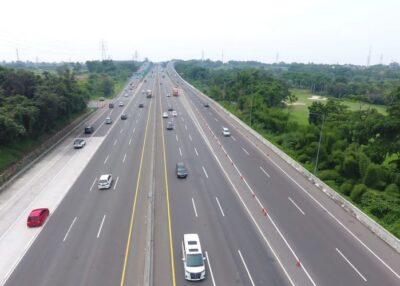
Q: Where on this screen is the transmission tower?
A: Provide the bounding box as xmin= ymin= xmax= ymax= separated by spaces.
xmin=16 ymin=48 xmax=20 ymax=62
xmin=366 ymin=46 xmax=372 ymax=67
xmin=100 ymin=40 xmax=107 ymax=61
xmin=221 ymin=49 xmax=224 ymax=63
xmin=275 ymin=52 xmax=279 ymax=64
xmin=201 ymin=50 xmax=204 ymax=61
xmin=135 ymin=50 xmax=138 ymax=61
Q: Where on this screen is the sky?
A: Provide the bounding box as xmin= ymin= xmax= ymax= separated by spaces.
xmin=0 ymin=0 xmax=399 ymax=65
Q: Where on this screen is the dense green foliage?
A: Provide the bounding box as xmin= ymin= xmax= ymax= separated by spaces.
xmin=176 ymin=60 xmax=400 ymax=237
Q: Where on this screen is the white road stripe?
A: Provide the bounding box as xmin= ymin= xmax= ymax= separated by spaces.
xmin=97 ymin=215 xmax=106 ymax=238
xmin=288 ymin=197 xmax=305 ymax=215
xmin=214 ymin=117 xmax=218 ymax=122
xmin=113 ymin=177 xmax=119 ymax=190
xmin=192 ymin=198 xmax=198 ymax=217
xmin=205 ymin=252 xmax=216 ymax=286
xmin=336 ymin=248 xmax=367 ymax=282
xmin=185 ymin=125 xmax=188 ymax=130
xmin=132 ymin=127 xmax=136 ymax=134
xmin=189 ymin=134 xmax=192 ymax=141
xmin=194 ymin=147 xmax=199 ymax=156
xmin=259 ymin=166 xmax=270 ymax=178
xmin=238 ymin=250 xmax=255 ymax=286
xmin=181 ymin=117 xmax=184 ymax=122
xmin=104 ymin=155 xmax=109 ymax=164
xmin=231 ymin=135 xmax=237 ymax=141
xmin=242 ymin=147 xmax=250 ymax=156
xmin=89 ymin=177 xmax=97 ymax=192
xmin=120 ymin=128 xmax=123 ymax=134
xmin=122 ymin=153 xmax=126 ymax=163
xmin=63 ymin=217 xmax=77 ymax=242
xmin=176 ymin=134 xmax=179 ymax=142
xmin=129 ymin=137 xmax=132 ymax=145
xmin=202 ymin=166 xmax=208 ymax=178
xmin=215 ymin=197 xmax=225 ymax=217
xmin=113 ymin=139 xmax=118 ymax=146
xmin=179 ymin=147 xmax=182 ymax=157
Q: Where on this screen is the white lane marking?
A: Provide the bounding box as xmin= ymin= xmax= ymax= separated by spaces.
xmin=179 ymin=147 xmax=182 ymax=157
xmin=97 ymin=215 xmax=106 ymax=238
xmin=288 ymin=197 xmax=305 ymax=215
xmin=113 ymin=139 xmax=118 ymax=146
xmin=189 ymin=134 xmax=192 ymax=141
xmin=231 ymin=135 xmax=237 ymax=141
xmin=122 ymin=153 xmax=127 ymax=163
xmin=191 ymin=198 xmax=198 ymax=217
xmin=129 ymin=137 xmax=132 ymax=145
xmin=238 ymin=250 xmax=255 ymax=286
xmin=185 ymin=124 xmax=188 ymax=130
xmin=259 ymin=166 xmax=270 ymax=178
xmin=202 ymin=166 xmax=208 ymax=178
xmin=120 ymin=128 xmax=123 ymax=134
xmin=176 ymin=134 xmax=179 ymax=142
xmin=89 ymin=177 xmax=97 ymax=192
xmin=214 ymin=117 xmax=219 ymax=122
xmin=242 ymin=147 xmax=250 ymax=156
xmin=215 ymin=197 xmax=225 ymax=217
xmin=194 ymin=147 xmax=199 ymax=156
xmin=205 ymin=252 xmax=216 ymax=286
xmin=132 ymin=127 xmax=136 ymax=134
xmin=104 ymin=155 xmax=109 ymax=164
xmin=113 ymin=177 xmax=119 ymax=190
xmin=336 ymin=248 xmax=367 ymax=282
xmin=182 ymin=117 xmax=185 ymax=122
xmin=63 ymin=217 xmax=77 ymax=242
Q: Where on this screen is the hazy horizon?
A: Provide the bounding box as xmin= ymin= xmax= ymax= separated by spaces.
xmin=1 ymin=0 xmax=399 ymax=65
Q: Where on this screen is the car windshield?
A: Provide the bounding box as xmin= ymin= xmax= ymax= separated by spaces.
xmin=29 ymin=216 xmax=39 ymax=221
xmin=99 ymin=179 xmax=107 ymax=184
xmin=186 ymin=254 xmax=204 ymax=267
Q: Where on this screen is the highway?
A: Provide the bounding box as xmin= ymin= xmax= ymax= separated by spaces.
xmin=3 ymin=64 xmax=400 ymax=286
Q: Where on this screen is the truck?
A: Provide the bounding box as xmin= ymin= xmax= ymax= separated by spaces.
xmin=172 ymin=87 xmax=179 ymax=97
xmin=146 ymin=89 xmax=152 ymax=98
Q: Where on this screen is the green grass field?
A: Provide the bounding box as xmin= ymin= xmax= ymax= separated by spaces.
xmin=287 ymin=89 xmax=387 ymax=125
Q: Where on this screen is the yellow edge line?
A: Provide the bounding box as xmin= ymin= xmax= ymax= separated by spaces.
xmin=119 ymin=94 xmax=153 ymax=286
xmin=160 ymin=76 xmax=177 ymax=286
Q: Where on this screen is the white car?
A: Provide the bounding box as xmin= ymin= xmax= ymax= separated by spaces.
xmin=105 ymin=117 xmax=112 ymax=124
xmin=167 ymin=93 xmax=171 ymax=97
xmin=182 ymin=233 xmax=206 ymax=281
xmin=98 ymin=174 xmax=112 ymax=190
xmin=118 ymin=101 xmax=124 ymax=107
xmin=222 ymin=127 xmax=230 ymax=136
xmin=172 ymin=110 xmax=178 ymax=117
xmin=73 ymin=138 xmax=86 ymax=149
xmin=163 ymin=112 xmax=169 ymax=118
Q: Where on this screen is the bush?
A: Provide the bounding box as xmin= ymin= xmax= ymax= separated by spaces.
xmin=363 ymin=163 xmax=384 ymax=190
xmin=319 ymin=169 xmax=340 ymax=182
xmin=361 ymin=191 xmax=390 ymax=219
xmin=340 ymin=181 xmax=353 ymax=196
xmin=342 ymin=156 xmax=360 ymax=179
xmin=385 ymin=183 xmax=399 ymax=194
xmin=350 ymin=183 xmax=367 ymax=203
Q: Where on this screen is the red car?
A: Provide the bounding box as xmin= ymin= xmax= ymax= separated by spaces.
xmin=27 ymin=208 xmax=50 ymax=227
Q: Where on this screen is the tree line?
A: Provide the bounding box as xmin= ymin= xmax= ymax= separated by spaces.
xmin=175 ymin=60 xmax=400 ymax=237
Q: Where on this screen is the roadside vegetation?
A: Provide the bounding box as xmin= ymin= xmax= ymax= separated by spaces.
xmin=176 ymin=60 xmax=400 ymax=237
xmin=0 ymin=60 xmax=139 ymax=171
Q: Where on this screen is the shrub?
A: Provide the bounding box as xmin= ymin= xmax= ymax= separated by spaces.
xmin=340 ymin=181 xmax=353 ymax=196
xmin=363 ymin=163 xmax=384 ymax=190
xmin=350 ymin=183 xmax=367 ymax=203
xmin=385 ymin=183 xmax=399 ymax=194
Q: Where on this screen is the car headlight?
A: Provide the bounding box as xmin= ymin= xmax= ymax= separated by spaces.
xmin=201 ymin=270 xmax=206 ymax=278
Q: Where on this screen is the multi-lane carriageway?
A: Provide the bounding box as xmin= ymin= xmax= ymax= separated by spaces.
xmin=1 ymin=64 xmax=399 ymax=286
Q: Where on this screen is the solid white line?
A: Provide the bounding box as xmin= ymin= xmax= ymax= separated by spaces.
xmin=192 ymin=198 xmax=198 ymax=217
xmin=113 ymin=177 xmax=119 ymax=190
xmin=189 ymin=134 xmax=192 ymax=141
xmin=231 ymin=135 xmax=237 ymax=141
xmin=214 ymin=117 xmax=218 ymax=122
xmin=89 ymin=177 xmax=97 ymax=192
xmin=97 ymin=215 xmax=106 ymax=238
xmin=194 ymin=147 xmax=199 ymax=156
xmin=123 ymin=153 xmax=127 ymax=163
xmin=238 ymin=250 xmax=255 ymax=286
xmin=132 ymin=127 xmax=136 ymax=134
xmin=215 ymin=197 xmax=225 ymax=217
xmin=104 ymin=155 xmax=109 ymax=164
xmin=259 ymin=166 xmax=270 ymax=178
xmin=176 ymin=134 xmax=178 ymax=142
xmin=120 ymin=128 xmax=123 ymax=134
xmin=129 ymin=137 xmax=132 ymax=145
xmin=63 ymin=217 xmax=77 ymax=242
xmin=185 ymin=124 xmax=188 ymax=130
xmin=288 ymin=197 xmax=305 ymax=215
xmin=242 ymin=147 xmax=250 ymax=156
xmin=113 ymin=139 xmax=118 ymax=146
xmin=202 ymin=166 xmax=208 ymax=178
xmin=205 ymin=252 xmax=216 ymax=286
xmin=182 ymin=117 xmax=185 ymax=122
xmin=336 ymin=248 xmax=367 ymax=282
xmin=179 ymin=147 xmax=182 ymax=157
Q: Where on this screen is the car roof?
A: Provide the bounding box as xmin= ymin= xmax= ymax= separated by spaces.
xmin=223 ymin=127 xmax=229 ymax=131
xmin=29 ymin=208 xmax=47 ymax=216
xmin=177 ymin=162 xmax=185 ymax=167
xmin=184 ymin=233 xmax=201 ymax=254
xmin=99 ymin=174 xmax=111 ymax=180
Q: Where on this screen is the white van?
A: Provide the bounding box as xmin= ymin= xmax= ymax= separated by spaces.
xmin=222 ymin=127 xmax=231 ymax=136
xmin=182 ymin=233 xmax=206 ymax=281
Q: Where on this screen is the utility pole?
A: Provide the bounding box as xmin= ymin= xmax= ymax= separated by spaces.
xmin=379 ymin=53 xmax=383 ymax=65
xmin=314 ymin=114 xmax=325 ymax=175
xmin=366 ymin=46 xmax=372 ymax=67
xmin=249 ymin=94 xmax=254 ymax=127
xmin=16 ymin=48 xmax=20 ymax=62
xmin=221 ymin=49 xmax=224 ymax=63
xmin=275 ymin=52 xmax=279 ymax=64
xmin=201 ymin=50 xmax=204 ymax=61
xmin=135 ymin=50 xmax=138 ymax=61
